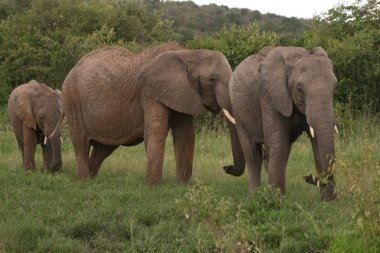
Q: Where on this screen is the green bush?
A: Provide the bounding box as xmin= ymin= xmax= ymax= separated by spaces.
xmin=186 ymin=22 xmax=276 ymax=69
xmin=176 ymin=180 xmax=262 ymax=252
xmin=302 ymin=0 xmax=380 ymax=112
xmin=0 ymin=0 xmax=177 ymax=104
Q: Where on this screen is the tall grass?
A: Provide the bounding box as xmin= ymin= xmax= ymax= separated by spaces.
xmin=0 ymin=105 xmax=379 ymax=252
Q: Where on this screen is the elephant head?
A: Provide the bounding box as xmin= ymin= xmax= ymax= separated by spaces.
xmin=140 ymin=49 xmax=245 ymax=176
xmin=141 ymin=50 xmax=229 ymax=114
xmin=13 ymin=80 xmax=63 ymax=172
xmin=260 ymin=47 xmax=337 ymax=201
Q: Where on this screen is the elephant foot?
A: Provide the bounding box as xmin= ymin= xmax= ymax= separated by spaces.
xmin=77 ymin=172 xmax=91 ymax=180
xmin=145 ymin=180 xmax=161 ymax=186
xmin=176 ymin=178 xmax=191 ymax=185
xmin=44 ymin=165 xmax=63 ymax=173
xmin=24 ymin=167 xmax=36 ymax=172
xmin=51 ymin=166 xmax=63 ymax=173
xmin=24 ymin=163 xmax=36 ymax=171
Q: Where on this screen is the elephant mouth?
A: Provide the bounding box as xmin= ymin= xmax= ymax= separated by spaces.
xmin=36 ymin=128 xmax=45 ymax=144
xmin=205 ymin=105 xmax=220 ymax=114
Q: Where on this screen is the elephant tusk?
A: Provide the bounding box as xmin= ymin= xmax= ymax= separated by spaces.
xmin=222 ymin=108 xmax=236 ymax=125
xmin=49 ymin=113 xmax=65 ymax=139
xmin=309 ymin=126 xmax=315 ymax=138
xmin=60 ymin=137 xmax=64 ymax=143
xmin=44 ymin=136 xmax=47 ymax=145
xmin=334 ymin=125 xmax=339 ymax=136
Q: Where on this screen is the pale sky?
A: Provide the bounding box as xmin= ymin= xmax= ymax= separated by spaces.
xmin=173 ymin=0 xmax=357 ymax=19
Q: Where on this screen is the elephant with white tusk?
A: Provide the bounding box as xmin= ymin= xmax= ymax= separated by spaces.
xmin=226 ymin=46 xmax=338 ymax=202
xmin=61 ymin=43 xmax=245 ymax=185
xmin=7 ymin=80 xmax=63 ymax=172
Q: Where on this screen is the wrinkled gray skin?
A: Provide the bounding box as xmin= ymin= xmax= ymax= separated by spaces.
xmin=62 ymin=43 xmax=244 ymax=185
xmin=7 ymin=80 xmax=63 ymax=172
xmin=227 ymin=46 xmax=337 ymax=202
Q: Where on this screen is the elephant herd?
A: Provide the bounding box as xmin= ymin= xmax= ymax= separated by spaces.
xmin=7 ymin=43 xmax=338 ymax=202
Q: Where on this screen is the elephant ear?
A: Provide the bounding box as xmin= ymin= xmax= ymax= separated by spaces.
xmin=310 ymin=47 xmax=328 ymax=57
xmin=259 ymin=48 xmax=293 ymax=117
xmin=14 ymin=92 xmax=36 ymax=130
xmin=140 ymin=51 xmax=203 ymax=116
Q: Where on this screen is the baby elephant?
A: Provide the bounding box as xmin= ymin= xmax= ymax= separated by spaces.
xmin=7 ymin=80 xmax=63 ymax=172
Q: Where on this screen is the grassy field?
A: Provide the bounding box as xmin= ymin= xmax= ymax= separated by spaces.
xmin=0 ymin=107 xmax=379 ymax=253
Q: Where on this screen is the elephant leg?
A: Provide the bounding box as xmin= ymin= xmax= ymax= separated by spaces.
xmin=22 ymin=124 xmax=37 ymax=171
xmin=250 ymin=144 xmax=263 ymax=192
xmin=15 ymin=137 xmax=25 ymax=165
xmin=266 ymin=138 xmax=291 ymax=193
xmin=236 ymin=124 xmax=262 ymax=192
xmin=89 ymin=143 xmax=118 ymax=177
xmin=144 ymin=102 xmax=170 ymax=186
xmin=171 ymin=112 xmax=194 ymax=184
xmin=42 ymin=144 xmax=52 ymax=171
xmin=72 ymin=136 xmax=91 ymax=180
xmin=11 ymin=118 xmax=25 ymax=168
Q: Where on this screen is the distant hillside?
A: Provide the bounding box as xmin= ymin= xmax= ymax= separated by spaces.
xmin=2 ymin=0 xmax=311 ymax=43
xmin=153 ymin=1 xmax=311 ymax=42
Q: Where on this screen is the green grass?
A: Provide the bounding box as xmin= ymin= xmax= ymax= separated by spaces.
xmin=0 ymin=107 xmax=379 ymax=252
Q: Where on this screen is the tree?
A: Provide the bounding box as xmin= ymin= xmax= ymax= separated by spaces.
xmin=0 ymin=0 xmax=177 ymax=104
xmin=186 ymin=22 xmax=276 ymax=69
xmin=302 ymin=0 xmax=380 ymax=112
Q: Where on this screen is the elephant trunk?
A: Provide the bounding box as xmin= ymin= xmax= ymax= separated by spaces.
xmin=223 ymin=120 xmax=246 ymax=176
xmin=308 ymin=105 xmax=336 ymax=202
xmin=48 ymin=130 xmax=63 ymax=172
xmin=315 ymin=123 xmax=336 ymax=201
xmin=215 ymin=84 xmax=245 ymax=176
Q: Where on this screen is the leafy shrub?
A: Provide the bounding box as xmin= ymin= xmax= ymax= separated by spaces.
xmin=0 ymin=0 xmax=177 ymax=104
xmin=186 ymin=22 xmax=276 ymax=69
xmin=334 ymin=102 xmax=378 ymax=141
xmin=302 ymin=0 xmax=380 ymax=112
xmin=332 ymin=135 xmax=380 ymax=251
xmin=176 ymin=180 xmax=262 ymax=252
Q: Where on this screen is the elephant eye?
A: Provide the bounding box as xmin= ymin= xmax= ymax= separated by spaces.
xmin=297 ymin=84 xmax=304 ymax=93
xmin=209 ymin=78 xmax=216 ymax=83
xmin=37 ymin=115 xmax=43 ymax=121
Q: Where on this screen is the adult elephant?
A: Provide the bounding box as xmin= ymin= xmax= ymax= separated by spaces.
xmin=7 ymin=80 xmax=63 ymax=172
xmin=61 ymin=43 xmax=244 ymax=185
xmin=225 ymin=46 xmax=338 ymax=202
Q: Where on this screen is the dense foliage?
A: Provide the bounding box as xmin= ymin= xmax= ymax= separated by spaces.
xmin=0 ymin=0 xmax=378 ymax=112
xmin=186 ymin=23 xmax=276 ymax=69
xmin=302 ymin=0 xmax=380 ymax=112
xmin=0 ymin=0 xmax=176 ymax=104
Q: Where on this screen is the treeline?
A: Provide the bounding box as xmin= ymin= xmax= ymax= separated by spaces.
xmin=154 ymin=0 xmax=310 ymax=43
xmin=0 ymin=0 xmax=379 ymax=113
